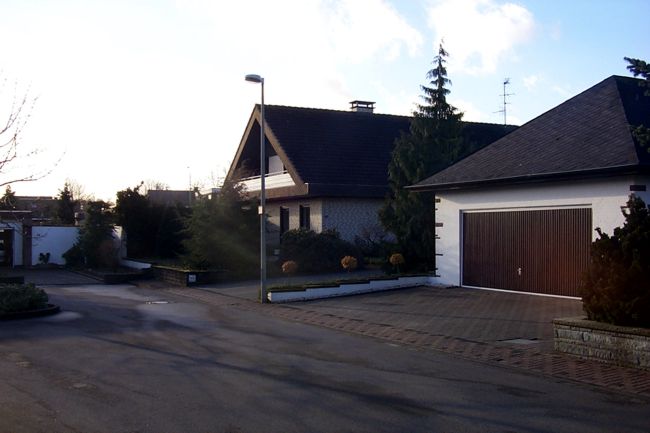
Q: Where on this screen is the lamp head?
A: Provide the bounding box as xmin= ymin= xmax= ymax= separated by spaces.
xmin=245 ymin=74 xmax=263 ymax=84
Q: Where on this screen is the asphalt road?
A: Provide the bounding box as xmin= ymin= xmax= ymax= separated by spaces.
xmin=1 ymin=284 xmax=648 ymax=433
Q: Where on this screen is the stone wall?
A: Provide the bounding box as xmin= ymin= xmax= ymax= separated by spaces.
xmin=152 ymin=266 xmax=221 ymax=287
xmin=554 ymin=317 xmax=650 ymax=370
xmin=321 ymin=198 xmax=384 ymax=242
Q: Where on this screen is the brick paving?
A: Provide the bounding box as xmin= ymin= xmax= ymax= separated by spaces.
xmin=7 ymin=268 xmax=102 ymax=285
xmin=168 ymin=285 xmax=650 ymax=397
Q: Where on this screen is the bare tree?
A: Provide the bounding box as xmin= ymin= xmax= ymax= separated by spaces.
xmin=0 ymin=74 xmax=56 ymax=188
xmin=142 ymin=179 xmax=170 ymax=194
xmin=64 ymin=178 xmax=94 ymax=202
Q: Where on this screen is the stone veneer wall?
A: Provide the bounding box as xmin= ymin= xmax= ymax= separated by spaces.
xmin=321 ymin=198 xmax=384 ymax=242
xmin=554 ymin=317 xmax=650 ymax=370
xmin=265 ymin=198 xmax=385 ymax=244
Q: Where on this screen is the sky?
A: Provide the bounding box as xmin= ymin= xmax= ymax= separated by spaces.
xmin=1 ymin=0 xmax=648 ymax=201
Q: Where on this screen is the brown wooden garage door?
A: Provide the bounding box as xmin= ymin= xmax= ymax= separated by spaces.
xmin=462 ymin=208 xmax=592 ymax=297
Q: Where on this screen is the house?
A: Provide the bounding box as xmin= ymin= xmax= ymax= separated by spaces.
xmin=227 ymin=101 xmax=514 ymax=245
xmin=410 ymin=75 xmax=650 ymax=298
xmin=147 ymin=189 xmax=195 ymax=207
xmin=15 ymin=196 xmax=58 ymax=225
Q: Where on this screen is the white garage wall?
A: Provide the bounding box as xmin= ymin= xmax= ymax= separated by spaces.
xmin=435 ymin=175 xmax=650 ymax=287
xmin=31 ymin=226 xmax=79 ymax=265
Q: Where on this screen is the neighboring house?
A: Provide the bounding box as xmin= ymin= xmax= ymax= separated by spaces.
xmin=147 ymin=189 xmax=195 ymax=207
xmin=0 ymin=210 xmax=31 ymax=267
xmin=227 ymin=101 xmax=514 ymax=245
xmin=411 ymin=75 xmax=650 ymax=298
xmin=15 ymin=196 xmax=57 ymax=225
xmin=0 ymin=210 xmax=78 ymax=267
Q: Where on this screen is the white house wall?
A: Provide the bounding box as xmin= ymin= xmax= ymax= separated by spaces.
xmin=31 ymin=226 xmax=79 ymax=265
xmin=435 ymin=175 xmax=650 ymax=287
xmin=266 ymin=200 xmax=323 ymax=245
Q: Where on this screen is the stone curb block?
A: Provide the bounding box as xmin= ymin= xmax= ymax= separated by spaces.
xmin=267 ymin=276 xmax=435 ymax=303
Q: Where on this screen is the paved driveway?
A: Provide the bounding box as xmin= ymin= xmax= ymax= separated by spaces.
xmin=182 ymin=284 xmax=650 ymax=396
xmin=1 ymin=282 xmax=649 ymax=433
xmin=5 ymin=268 xmax=101 ymax=285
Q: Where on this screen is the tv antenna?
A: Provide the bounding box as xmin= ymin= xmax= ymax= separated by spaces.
xmin=496 ymin=78 xmax=514 ymax=125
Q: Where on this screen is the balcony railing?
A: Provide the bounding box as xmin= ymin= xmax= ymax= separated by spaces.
xmin=239 ymin=171 xmax=295 ymax=191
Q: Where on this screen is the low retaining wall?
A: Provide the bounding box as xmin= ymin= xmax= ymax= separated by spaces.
xmin=267 ymin=275 xmax=434 ymax=303
xmin=151 ymin=266 xmax=223 ymax=287
xmin=119 ymin=258 xmax=152 ymax=270
xmin=554 ymin=317 xmax=650 ymax=370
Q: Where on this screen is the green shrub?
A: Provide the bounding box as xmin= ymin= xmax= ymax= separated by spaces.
xmin=280 ymin=229 xmax=362 ymax=274
xmin=63 ymin=243 xmax=84 ymax=267
xmin=0 ymin=284 xmax=49 ymax=314
xmin=581 ymin=195 xmax=650 ymax=327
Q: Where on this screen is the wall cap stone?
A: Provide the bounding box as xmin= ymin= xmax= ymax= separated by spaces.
xmin=553 ymin=317 xmax=650 ymax=338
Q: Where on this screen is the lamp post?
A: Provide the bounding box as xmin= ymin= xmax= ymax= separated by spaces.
xmin=245 ymin=74 xmax=267 ymax=303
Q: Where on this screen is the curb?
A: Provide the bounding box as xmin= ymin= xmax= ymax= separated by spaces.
xmin=0 ymin=304 xmax=61 ymax=321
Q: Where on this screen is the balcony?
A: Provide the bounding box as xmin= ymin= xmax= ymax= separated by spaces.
xmin=239 ymin=171 xmax=295 ymax=192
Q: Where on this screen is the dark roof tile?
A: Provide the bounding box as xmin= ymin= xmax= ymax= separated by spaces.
xmin=233 ymin=105 xmax=514 ymax=198
xmin=413 ymin=76 xmax=650 ymax=190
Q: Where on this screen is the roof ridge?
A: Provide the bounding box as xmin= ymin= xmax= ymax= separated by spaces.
xmin=261 ymin=104 xmax=514 ymax=127
xmin=263 ymin=103 xmax=411 ymax=119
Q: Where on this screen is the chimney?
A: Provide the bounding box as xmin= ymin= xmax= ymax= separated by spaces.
xmin=350 ymin=100 xmax=375 ymax=113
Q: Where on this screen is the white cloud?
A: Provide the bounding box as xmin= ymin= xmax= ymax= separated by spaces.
xmin=449 ymin=98 xmax=490 ymax=122
xmin=0 ymin=0 xmax=423 ymax=199
xmin=523 ymin=74 xmax=541 ymax=90
xmin=551 ymin=85 xmax=572 ymax=97
xmin=426 ymin=0 xmax=535 ymax=75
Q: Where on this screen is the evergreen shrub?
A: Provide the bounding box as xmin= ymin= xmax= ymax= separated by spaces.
xmin=280 ymin=229 xmax=362 ymax=274
xmin=582 ymin=195 xmax=650 ymax=327
xmin=0 ymin=284 xmax=49 ymax=314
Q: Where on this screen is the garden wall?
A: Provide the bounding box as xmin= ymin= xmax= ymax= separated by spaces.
xmin=151 ymin=265 xmax=222 ymax=287
xmin=31 ymin=226 xmax=79 ymax=265
xmin=554 ymin=317 xmax=650 ymax=370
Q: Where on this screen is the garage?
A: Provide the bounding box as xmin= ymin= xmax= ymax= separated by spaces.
xmin=461 ymin=208 xmax=592 ymax=297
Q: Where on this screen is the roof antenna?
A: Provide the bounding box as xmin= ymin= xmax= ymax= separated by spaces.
xmin=495 ymin=78 xmax=514 ymax=125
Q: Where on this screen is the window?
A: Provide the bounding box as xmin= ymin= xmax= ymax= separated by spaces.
xmin=268 ymin=155 xmax=284 ymax=174
xmin=299 ymin=205 xmax=310 ymax=230
xmin=280 ymin=207 xmax=289 ymax=238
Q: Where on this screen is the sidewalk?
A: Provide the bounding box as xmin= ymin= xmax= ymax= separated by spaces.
xmin=169 ymin=282 xmax=650 ymax=398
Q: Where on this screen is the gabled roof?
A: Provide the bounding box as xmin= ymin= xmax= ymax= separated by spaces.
xmin=228 ymin=105 xmax=514 ymax=199
xmin=411 ymin=75 xmax=650 ymax=191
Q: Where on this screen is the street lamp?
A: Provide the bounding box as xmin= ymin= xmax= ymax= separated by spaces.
xmin=245 ymin=74 xmax=267 ymax=303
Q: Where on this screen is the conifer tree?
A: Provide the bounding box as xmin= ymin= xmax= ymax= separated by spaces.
xmin=624 ymin=57 xmax=650 ymax=149
xmin=0 ymin=185 xmax=17 ymax=210
xmin=56 ymin=182 xmax=77 ymax=224
xmin=379 ymin=43 xmax=463 ymax=270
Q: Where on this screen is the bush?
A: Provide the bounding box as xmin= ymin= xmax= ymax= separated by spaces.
xmin=341 ymin=255 xmax=358 ymax=272
xmin=280 ymin=229 xmax=362 ymax=274
xmin=63 ymin=244 xmax=84 ymax=267
xmin=0 ymin=284 xmax=49 ymax=314
xmin=282 ymin=260 xmax=298 ymax=276
xmin=582 ymin=195 xmax=650 ymax=327
xmin=182 ymin=180 xmax=259 ymax=276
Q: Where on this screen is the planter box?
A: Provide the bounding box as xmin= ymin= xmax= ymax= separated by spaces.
xmin=553 ymin=317 xmax=650 ymax=370
xmin=268 ymin=275 xmax=431 ymax=303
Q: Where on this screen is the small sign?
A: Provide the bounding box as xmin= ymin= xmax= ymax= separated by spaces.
xmin=188 ymin=274 xmax=197 ymax=284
